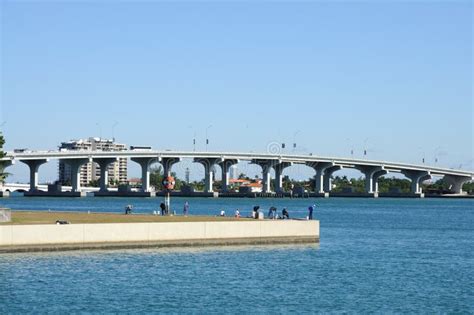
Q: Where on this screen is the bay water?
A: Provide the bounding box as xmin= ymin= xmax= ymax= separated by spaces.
xmin=0 ymin=196 xmax=472 ymax=313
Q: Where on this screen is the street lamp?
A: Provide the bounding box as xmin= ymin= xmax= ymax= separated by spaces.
xmin=346 ymin=138 xmax=354 ymax=157
xmin=433 ymin=146 xmax=442 ymax=165
xmin=206 ymin=125 xmax=212 ymax=152
xmin=418 ymin=147 xmax=425 ymax=164
xmin=293 ymin=130 xmax=300 ymax=152
xmin=363 ymin=138 xmax=369 ymax=157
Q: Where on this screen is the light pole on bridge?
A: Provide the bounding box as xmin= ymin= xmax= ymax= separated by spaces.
xmin=293 ymin=130 xmax=300 ymax=152
xmin=346 ymin=138 xmax=354 ymax=157
xmin=188 ymin=126 xmax=197 ymax=152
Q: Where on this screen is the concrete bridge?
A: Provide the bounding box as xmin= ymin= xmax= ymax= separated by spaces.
xmin=1 ymin=150 xmax=473 ymax=197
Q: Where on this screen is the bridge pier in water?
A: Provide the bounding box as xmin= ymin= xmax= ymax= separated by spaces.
xmin=159 ymin=157 xmax=182 ymax=177
xmin=20 ymin=159 xmax=48 ymax=192
xmin=63 ymin=158 xmax=91 ymax=196
xmin=130 ymin=157 xmax=156 ymax=195
xmin=401 ymin=170 xmax=432 ymax=197
xmin=323 ymin=165 xmax=342 ymax=193
xmin=443 ymin=175 xmax=472 ymax=194
xmin=274 ymin=162 xmax=292 ymax=194
xmin=194 ymin=158 xmax=221 ymax=193
xmin=252 ymin=159 xmax=278 ymax=193
xmin=306 ymin=162 xmax=338 ymax=197
xmin=93 ymin=158 xmax=118 ymax=192
xmin=357 ymin=166 xmax=388 ymax=196
xmin=219 ymin=159 xmax=239 ymax=192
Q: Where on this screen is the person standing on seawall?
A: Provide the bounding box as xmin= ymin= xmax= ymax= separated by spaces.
xmin=282 ymin=208 xmax=289 ymax=219
xmin=183 ymin=201 xmax=190 ymax=216
xmin=308 ymin=205 xmax=315 ymax=220
xmin=160 ymin=202 xmax=166 ymax=216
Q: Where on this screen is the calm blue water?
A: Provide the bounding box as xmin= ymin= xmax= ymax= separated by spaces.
xmin=0 ymin=196 xmax=473 ymax=313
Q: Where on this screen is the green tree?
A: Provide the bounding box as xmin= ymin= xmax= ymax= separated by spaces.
xmin=282 ymin=175 xmax=292 ymax=192
xmin=189 ymin=180 xmax=205 ymax=192
xmin=88 ymin=179 xmax=100 ymax=187
xmin=150 ymin=165 xmax=164 ymax=190
xmin=462 ymin=182 xmax=474 ymax=194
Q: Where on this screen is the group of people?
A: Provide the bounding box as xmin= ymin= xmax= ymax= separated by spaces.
xmin=126 ymin=201 xmax=316 ymax=220
xmin=157 ymin=201 xmax=189 ymax=216
xmin=255 ymin=204 xmax=315 ymax=220
xmin=264 ymin=206 xmax=290 ymax=220
xmin=252 ymin=206 xmax=290 ymax=220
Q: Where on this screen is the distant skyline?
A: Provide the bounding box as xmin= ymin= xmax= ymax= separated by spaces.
xmin=1 ymin=1 xmax=472 ymax=183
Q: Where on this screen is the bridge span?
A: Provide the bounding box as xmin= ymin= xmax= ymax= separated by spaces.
xmin=1 ymin=150 xmax=473 ymax=197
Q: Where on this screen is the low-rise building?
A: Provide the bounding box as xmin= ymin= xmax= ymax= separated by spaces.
xmin=239 ymin=182 xmax=263 ymax=193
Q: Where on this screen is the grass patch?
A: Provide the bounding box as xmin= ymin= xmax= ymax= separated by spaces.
xmin=1 ymin=211 xmax=252 ymax=225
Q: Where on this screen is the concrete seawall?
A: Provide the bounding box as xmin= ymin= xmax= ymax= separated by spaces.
xmin=0 ymin=220 xmax=319 ymax=253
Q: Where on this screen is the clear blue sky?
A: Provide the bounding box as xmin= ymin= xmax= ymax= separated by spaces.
xmin=1 ymin=1 xmax=472 ymax=183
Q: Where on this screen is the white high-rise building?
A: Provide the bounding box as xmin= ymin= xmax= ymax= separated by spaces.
xmin=58 ymin=137 xmax=127 ymax=186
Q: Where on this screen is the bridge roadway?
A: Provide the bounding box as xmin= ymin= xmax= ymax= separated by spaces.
xmin=2 ymin=150 xmax=473 ymax=197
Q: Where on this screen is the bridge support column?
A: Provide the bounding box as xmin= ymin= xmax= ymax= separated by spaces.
xmin=94 ymin=158 xmax=118 ymax=192
xmin=262 ymin=168 xmax=272 ymax=193
xmin=443 ymin=175 xmax=472 ymax=194
xmin=21 ymin=159 xmax=48 ymax=192
xmin=252 ymin=159 xmax=278 ymax=193
xmin=131 ymin=157 xmax=157 ymax=192
xmin=61 ymin=158 xmax=91 ymax=192
xmin=402 ymin=170 xmax=431 ymax=195
xmin=357 ymin=166 xmax=388 ymax=195
xmin=218 ymin=159 xmax=239 ymax=192
xmin=307 ymin=162 xmax=329 ymax=194
xmin=194 ymin=158 xmax=221 ymax=193
xmin=274 ymin=162 xmax=292 ymax=193
xmin=323 ymin=166 xmax=342 ymax=192
xmin=159 ymin=157 xmax=182 ymax=177
xmin=372 ymin=169 xmax=388 ymax=194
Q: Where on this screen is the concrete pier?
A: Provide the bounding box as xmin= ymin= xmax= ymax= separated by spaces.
xmin=0 ymin=220 xmax=319 ymax=253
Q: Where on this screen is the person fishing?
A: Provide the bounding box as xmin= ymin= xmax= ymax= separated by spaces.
xmin=308 ymin=204 xmax=315 ymax=220
xmin=183 ymin=201 xmax=190 ymax=216
xmin=160 ymin=202 xmax=166 ymax=216
xmin=253 ymin=206 xmax=260 ymax=219
xmin=282 ymin=208 xmax=289 ymax=219
xmin=268 ymin=206 xmax=277 ymax=219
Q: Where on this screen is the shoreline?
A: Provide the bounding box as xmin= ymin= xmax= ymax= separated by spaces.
xmin=0 ymin=236 xmax=319 ymax=254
